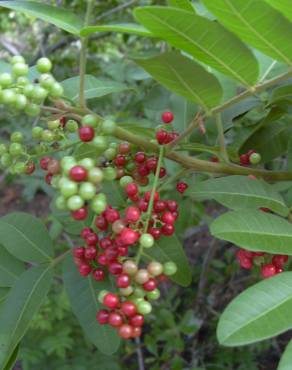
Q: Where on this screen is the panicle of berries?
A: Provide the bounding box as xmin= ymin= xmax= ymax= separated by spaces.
xmin=236 ymin=248 xmax=288 ymax=278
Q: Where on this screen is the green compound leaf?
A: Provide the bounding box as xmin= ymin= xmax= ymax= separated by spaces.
xmin=134 ymin=6 xmax=259 ymax=86
xmin=0 ymin=212 xmax=53 ymax=263
xmin=187 ymin=175 xmax=289 ymax=217
xmin=136 ymin=51 xmax=223 ymax=112
xmin=202 ymin=0 xmax=292 ymax=66
xmin=217 ymin=272 xmax=292 ymax=346
xmin=211 ymin=209 xmax=292 ymax=255
xmin=0 ymin=1 xmax=83 ymax=35
xmin=63 ymin=255 xmax=120 ymax=355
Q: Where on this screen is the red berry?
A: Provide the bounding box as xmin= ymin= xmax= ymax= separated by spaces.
xmin=69 ymin=166 xmax=88 ymax=182
xmin=132 ymin=326 xmax=142 ymax=338
xmin=108 ymin=262 xmax=123 ymax=275
xmin=161 ymin=211 xmax=175 ymax=225
xmin=134 ymin=152 xmax=146 ymax=163
xmin=103 ymin=293 xmax=120 ymax=309
xmin=60 ymin=116 xmax=67 ymax=127
xmin=95 ymin=216 xmax=108 ymax=231
xmin=108 ymin=312 xmax=123 ymax=327
xmin=116 ymin=273 xmax=131 ymax=288
xmin=125 ymin=183 xmax=139 ymax=197
xmin=159 ymin=167 xmax=167 ymax=178
xmin=80 ymin=227 xmax=93 ymax=239
xmin=161 ymin=224 xmax=175 ymax=236
xmin=45 ymin=172 xmax=53 ymax=185
xmin=25 ymin=161 xmax=36 ymax=175
xmin=121 ymin=301 xmax=137 ymax=317
xmin=79 ymin=126 xmax=95 ymax=142
xmin=240 ymin=154 xmax=250 ymax=166
xmin=148 ymin=227 xmax=161 ymax=240
xmin=154 ymin=200 xmax=166 ymax=213
xmin=40 ymin=156 xmax=51 ymax=170
xmin=211 ymin=156 xmax=219 ymax=163
xmin=84 ymin=246 xmax=97 ymax=260
xmin=92 ymin=268 xmax=105 ymax=281
xmin=162 ymin=111 xmax=174 ymax=124
xmin=104 ymin=207 xmax=120 ymax=224
xmin=73 ymin=247 xmax=85 ymax=259
xmin=99 ymin=237 xmax=112 ymax=249
xmin=104 ymin=247 xmax=119 ymax=262
xmin=130 ymin=314 xmax=144 ymax=327
xmin=120 ymin=227 xmax=139 ymax=246
xmin=79 ymin=263 xmax=92 ymax=276
xmin=125 ymin=206 xmax=141 ymax=223
xmin=96 ymin=309 xmax=109 ymax=325
xmin=71 ymin=207 xmax=88 ymax=220
xmin=97 ymin=253 xmax=107 ymax=266
xmin=144 ymin=191 xmax=159 ymax=202
xmin=156 ymin=129 xmax=168 ymax=145
xmin=143 ymin=278 xmax=157 ymax=291
xmin=176 ymin=182 xmax=188 ymax=194
xmin=118 ymin=324 xmax=133 ymax=339
xmin=114 ymin=154 xmax=127 ymax=167
xmin=137 ymin=199 xmax=148 ymax=212
xmin=85 ymin=233 xmax=99 ymax=246
xmin=119 ymin=142 xmax=131 ymax=154
xmin=276 ymin=267 xmax=284 ymax=274
xmin=138 ymin=164 xmax=150 ymax=177
xmin=261 ymin=263 xmax=277 ymax=278
xmin=167 ymin=200 xmax=178 ymax=212
xmin=272 ymin=255 xmax=288 ymax=267
xmin=145 ymin=157 xmax=158 ymax=172
xmin=118 ymin=245 xmax=128 ymax=256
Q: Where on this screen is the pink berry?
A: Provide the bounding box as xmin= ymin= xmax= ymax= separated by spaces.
xmin=103 ymin=293 xmax=120 ymax=309
xmin=120 ymin=227 xmax=139 ymax=246
xmin=261 ymin=263 xmax=277 ymax=278
xmin=108 ymin=312 xmax=123 ymax=327
xmin=125 ymin=206 xmax=141 ymax=223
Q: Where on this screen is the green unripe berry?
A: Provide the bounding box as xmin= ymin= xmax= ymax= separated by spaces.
xmin=82 ymin=114 xmax=98 ymax=128
xmin=137 ymin=300 xmax=152 ymax=315
xmin=101 ymin=119 xmax=116 ymax=135
xmin=119 ymin=176 xmax=133 ymax=187
xmin=249 ymin=152 xmax=261 ymax=165
xmin=11 ymin=55 xmax=25 ymax=65
xmin=119 ymin=286 xmax=134 ymax=297
xmin=12 ymin=63 xmax=28 ymax=77
xmin=39 ymin=74 xmax=55 ymax=89
xmin=36 ymin=57 xmax=52 ymax=73
xmin=78 ymin=158 xmax=95 ymax=171
xmin=41 ymin=129 xmax=55 ymax=142
xmin=140 ymin=233 xmax=154 ymax=248
xmin=91 ymin=195 xmax=107 ymax=214
xmin=12 ymin=162 xmax=26 ymax=174
xmin=60 ymin=156 xmax=76 ymax=174
xmin=67 ymin=195 xmax=84 ymax=211
xmin=23 ymin=84 xmax=35 ymax=98
xmin=47 ymin=120 xmax=60 ymax=130
xmin=55 ymin=195 xmax=67 ymax=210
xmin=16 ymin=77 xmax=29 ymax=87
xmin=98 ymin=290 xmax=108 ymax=303
xmin=0 ymin=73 xmax=13 ymax=87
xmin=104 ymin=148 xmax=116 ymax=160
xmin=133 ymin=288 xmax=145 ymax=298
xmin=163 ymin=262 xmax=177 ymax=276
xmin=15 ymin=94 xmax=28 ymax=110
xmin=35 ymin=144 xmax=47 ymax=154
xmin=32 ymin=126 xmax=43 ymax=139
xmin=92 ymin=136 xmax=108 ymax=151
xmin=109 ymin=142 xmax=118 ymax=149
xmin=88 ymin=167 xmax=104 ymax=184
xmin=2 ymin=89 xmax=16 ymax=104
xmin=0 ymin=153 xmax=12 ymax=167
xmin=33 ymin=86 xmax=48 ymax=103
xmin=60 ymin=179 xmax=78 ymax=198
xmin=9 ymin=143 xmax=23 ymax=156
xmin=25 ymin=103 xmax=40 ymax=116
xmin=49 ymin=82 xmax=63 ymax=97
xmin=147 ymin=289 xmax=160 ymax=301
xmin=65 ymin=120 xmax=78 ymax=133
xmin=51 ymin=175 xmax=61 ymax=188
xmin=103 ymin=167 xmax=117 ymax=181
xmin=0 ymin=144 xmax=7 ymax=155
xmin=130 ymin=297 xmax=144 ymax=306
xmin=10 ymin=132 xmax=23 ymax=143
xmin=79 ymin=182 xmax=96 ymax=200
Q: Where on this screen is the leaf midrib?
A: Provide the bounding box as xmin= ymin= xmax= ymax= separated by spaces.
xmin=143 ymin=9 xmax=251 ymax=87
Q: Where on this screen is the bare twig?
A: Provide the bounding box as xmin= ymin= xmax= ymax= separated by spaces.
xmin=96 ymin=0 xmax=139 ymax=20
xmin=0 ymin=37 xmax=20 ymax=55
xmin=135 ymin=337 xmax=145 ymax=370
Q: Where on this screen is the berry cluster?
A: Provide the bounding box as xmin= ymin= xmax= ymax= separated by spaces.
xmin=236 ymin=248 xmax=289 ymax=278
xmin=156 ymin=110 xmax=180 ymax=145
xmin=239 ymin=150 xmax=261 ymax=166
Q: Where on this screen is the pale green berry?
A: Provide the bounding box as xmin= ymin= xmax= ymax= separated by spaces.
xmin=36 ymin=57 xmax=52 ymax=73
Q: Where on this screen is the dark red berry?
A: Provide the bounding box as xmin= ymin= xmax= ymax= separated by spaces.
xmin=272 ymin=255 xmax=288 ymax=267
xmin=240 ymin=154 xmax=250 ymax=166
xmin=125 ymin=183 xmax=138 ymax=196
xmin=103 ymin=293 xmax=120 ymax=309
xmin=99 ymin=237 xmax=112 ymax=249
xmin=130 ymin=314 xmax=144 ymax=327
xmin=96 ymin=309 xmax=109 ymax=325
xmin=162 ymin=111 xmax=174 ymax=124
xmin=121 ymin=301 xmax=137 ymax=317
xmin=60 ymin=116 xmax=67 ymax=127
xmin=80 ymin=227 xmax=93 ymax=239
xmin=156 ymin=129 xmax=168 ymax=145
xmin=261 ymin=264 xmax=277 ymax=278
xmin=176 ymin=182 xmax=188 ymax=194
xmin=159 ymin=167 xmax=167 ymax=178
xmin=116 ymin=273 xmax=131 ymax=288
xmin=108 ymin=312 xmax=123 ymax=327
xmin=119 ymin=142 xmax=131 ymax=154
xmin=146 ymin=157 xmax=158 ymax=172
xmin=108 ymin=262 xmax=123 ymax=275
xmin=79 ymin=263 xmax=92 ymax=276
xmin=161 ymin=211 xmax=175 ymax=225
xmin=92 ymin=268 xmax=105 ymax=281
xmin=125 ymin=206 xmax=141 ymax=223
xmin=161 ymin=223 xmax=175 ymax=236
xmin=104 ymin=207 xmax=120 ymax=224
xmin=154 ymin=200 xmax=166 ymax=213
xmin=45 ymin=172 xmax=53 ymax=185
xmin=71 ymin=207 xmax=88 ymax=220
xmin=95 ymin=216 xmax=108 ymax=231
xmin=25 ymin=161 xmax=36 ymax=175
xmin=144 ymin=191 xmax=159 ymax=202
xmin=114 ymin=154 xmax=127 ymax=167
xmin=120 ymin=227 xmax=139 ymax=246
xmin=137 ymin=199 xmax=148 ymax=212
xmin=143 ymin=278 xmax=157 ymax=291
xmin=134 ymin=152 xmax=146 ymax=163
xmin=73 ymin=247 xmax=85 ymax=259
xmin=167 ymin=200 xmax=178 ymax=212
xmin=85 ymin=233 xmax=99 ymax=246
xmin=69 ymin=166 xmax=88 ymax=182
xmin=79 ymin=126 xmax=94 ymax=142
xmin=40 ymin=156 xmax=51 ymax=170
xmin=84 ymin=246 xmax=97 ymax=260
xmin=148 ymin=227 xmax=161 ymax=240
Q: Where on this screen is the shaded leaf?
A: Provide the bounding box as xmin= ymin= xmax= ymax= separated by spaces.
xmin=63 ymin=255 xmax=120 ymax=355
xmin=278 ymin=340 xmax=292 ymax=370
xmin=0 ymin=288 xmax=9 ymax=308
xmin=134 ymin=6 xmax=259 ymax=86
xmin=2 ymin=344 xmax=19 ymax=370
xmin=217 ymin=272 xmax=292 ymax=346
xmin=136 ymin=51 xmax=223 ymax=112
xmin=0 ymin=246 xmax=25 ymax=287
xmin=0 ymin=212 xmax=53 ymax=263
xmin=147 ymin=234 xmax=192 ymax=287
xmin=203 ymin=0 xmax=292 ymax=65
xmin=0 ymin=266 xmax=53 ymax=368
xmin=81 ymin=23 xmax=153 ymax=37
xmin=269 ymin=85 xmax=292 ymax=105
xmin=62 ymin=75 xmax=130 ymax=101
xmin=187 ymin=175 xmax=289 ymax=217
xmin=0 ymin=1 xmax=83 ymax=35
xmin=211 ymin=210 xmax=292 ymax=255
